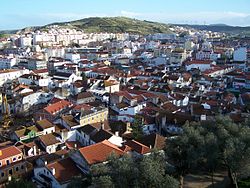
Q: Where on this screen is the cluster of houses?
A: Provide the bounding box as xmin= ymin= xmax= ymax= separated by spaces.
xmin=0 ymin=25 xmax=250 ymax=187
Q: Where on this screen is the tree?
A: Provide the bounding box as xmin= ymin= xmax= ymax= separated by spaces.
xmin=204 ymin=116 xmax=250 ymax=188
xmin=81 ymin=72 xmax=87 ymax=81
xmin=6 ymin=178 xmax=35 ymax=188
xmin=166 ymin=122 xmax=205 ymax=188
xmin=90 ymin=153 xmax=178 ymax=188
xmin=166 ymin=115 xmax=250 ymax=188
xmin=67 ymin=176 xmax=91 ymax=188
xmin=92 ymin=175 xmax=114 ymax=188
xmin=131 ymin=115 xmax=144 ymax=140
xmin=139 ymin=151 xmax=179 ymax=188
xmin=202 ymin=132 xmax=220 ymax=187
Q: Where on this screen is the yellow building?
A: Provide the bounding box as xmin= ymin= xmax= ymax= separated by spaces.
xmin=80 ymin=107 xmax=108 ymax=126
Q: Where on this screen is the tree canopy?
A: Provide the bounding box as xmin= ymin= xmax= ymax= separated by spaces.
xmin=166 ymin=115 xmax=250 ymax=188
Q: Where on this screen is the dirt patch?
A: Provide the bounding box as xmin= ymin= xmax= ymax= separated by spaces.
xmin=184 ymin=171 xmax=231 ymax=188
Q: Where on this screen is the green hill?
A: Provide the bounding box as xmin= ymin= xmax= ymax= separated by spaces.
xmin=175 ymin=24 xmax=250 ymax=36
xmin=20 ymin=17 xmax=173 ymax=35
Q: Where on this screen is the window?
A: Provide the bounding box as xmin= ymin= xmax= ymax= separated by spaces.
xmin=9 ymin=169 xmax=12 ymax=175
xmin=18 ymin=156 xmax=22 ymax=160
xmin=1 ymin=172 xmax=4 ymax=177
xmin=21 ymin=165 xmax=24 ymax=170
xmin=12 ymin=157 xmax=16 ymax=162
xmin=15 ymin=167 xmax=19 ymax=172
xmin=6 ymin=160 xmax=10 ymax=165
xmin=0 ymin=162 xmax=2 ymax=167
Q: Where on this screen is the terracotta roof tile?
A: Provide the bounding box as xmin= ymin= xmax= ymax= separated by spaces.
xmin=79 ymin=140 xmax=124 ymax=165
xmin=47 ymin=157 xmax=81 ymax=183
xmin=0 ymin=146 xmax=22 ymax=160
xmin=125 ymin=140 xmax=151 ymax=154
xmin=44 ymin=100 xmax=73 ymax=115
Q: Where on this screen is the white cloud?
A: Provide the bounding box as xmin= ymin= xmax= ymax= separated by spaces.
xmin=120 ymin=10 xmax=141 ymax=17
xmin=118 ymin=11 xmax=250 ymax=26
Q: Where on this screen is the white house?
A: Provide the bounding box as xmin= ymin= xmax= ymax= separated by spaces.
xmin=0 ymin=57 xmax=17 ymax=69
xmin=186 ymin=60 xmax=214 ymax=72
xmin=0 ymin=69 xmax=30 ymax=86
xmin=234 ymin=47 xmax=247 ymax=62
xmin=65 ymin=53 xmax=80 ymax=63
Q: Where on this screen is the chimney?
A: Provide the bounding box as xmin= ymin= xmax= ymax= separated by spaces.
xmin=101 ymin=122 xmax=104 ymax=130
xmin=115 ymin=131 xmax=119 ymax=136
xmin=126 ymin=122 xmax=131 ymax=132
xmin=44 ymin=161 xmax=47 ymax=165
xmin=190 ymin=104 xmax=194 ymax=116
xmin=51 ymin=167 xmax=56 ymax=175
xmin=74 ymin=143 xmax=77 ymax=149
xmin=33 ymin=146 xmax=37 ymax=156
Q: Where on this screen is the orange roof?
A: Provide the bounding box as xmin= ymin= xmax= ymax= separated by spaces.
xmin=32 ymin=69 xmax=48 ymax=74
xmin=79 ymin=140 xmax=124 ymax=165
xmin=125 ymin=140 xmax=151 ymax=154
xmin=44 ymin=100 xmax=72 ymax=115
xmin=186 ymin=60 xmax=212 ymax=65
xmin=47 ymin=157 xmax=81 ymax=184
xmin=0 ymin=146 xmax=22 ymax=160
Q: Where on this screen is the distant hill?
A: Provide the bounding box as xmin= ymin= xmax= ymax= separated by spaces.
xmin=175 ymin=24 xmax=250 ymax=36
xmin=0 ymin=30 xmax=18 ymax=35
xmin=18 ymin=17 xmax=173 ymax=35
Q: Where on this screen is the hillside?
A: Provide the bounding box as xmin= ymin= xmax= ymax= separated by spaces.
xmin=19 ymin=17 xmax=173 ymax=35
xmin=175 ymin=24 xmax=250 ymax=36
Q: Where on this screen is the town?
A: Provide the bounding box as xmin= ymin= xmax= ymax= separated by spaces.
xmin=0 ymin=15 xmax=250 ymax=188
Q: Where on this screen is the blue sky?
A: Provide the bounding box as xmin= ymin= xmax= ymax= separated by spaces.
xmin=0 ymin=0 xmax=250 ymax=30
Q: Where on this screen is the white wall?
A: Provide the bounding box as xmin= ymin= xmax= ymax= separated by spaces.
xmin=234 ymin=47 xmax=247 ymax=62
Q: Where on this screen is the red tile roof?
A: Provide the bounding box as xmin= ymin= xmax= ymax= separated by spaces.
xmin=186 ymin=60 xmax=212 ymax=65
xmin=47 ymin=157 xmax=81 ymax=184
xmin=124 ymin=140 xmax=151 ymax=154
xmin=0 ymin=146 xmax=22 ymax=160
xmin=44 ymin=100 xmax=73 ymax=115
xmin=79 ymin=140 xmax=124 ymax=165
xmin=32 ymin=69 xmax=48 ymax=74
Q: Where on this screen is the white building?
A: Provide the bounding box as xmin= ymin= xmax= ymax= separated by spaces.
xmin=0 ymin=69 xmax=30 ymax=86
xmin=234 ymin=47 xmax=247 ymax=62
xmin=20 ymin=36 xmax=32 ymax=47
xmin=45 ymin=48 xmax=65 ymax=58
xmin=0 ymin=57 xmax=17 ymax=69
xmin=186 ymin=60 xmax=215 ymax=72
xmin=65 ymin=53 xmax=80 ymax=63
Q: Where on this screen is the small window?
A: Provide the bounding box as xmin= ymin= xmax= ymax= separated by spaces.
xmin=0 ymin=162 xmax=2 ymax=167
xmin=16 ymin=167 xmax=19 ymax=172
xmin=21 ymin=165 xmax=24 ymax=170
xmin=6 ymin=160 xmax=10 ymax=165
xmin=1 ymin=172 xmax=4 ymax=177
xmin=18 ymin=156 xmax=22 ymax=160
xmin=9 ymin=169 xmax=12 ymax=175
xmin=13 ymin=157 xmax=16 ymax=162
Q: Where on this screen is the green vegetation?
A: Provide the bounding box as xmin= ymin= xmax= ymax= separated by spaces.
xmin=176 ymin=24 xmax=250 ymax=36
xmin=90 ymin=152 xmax=179 ymax=188
xmin=81 ymin=72 xmax=87 ymax=81
xmin=6 ymin=178 xmax=36 ymax=188
xmin=0 ymin=33 xmax=9 ymax=38
xmin=239 ymin=178 xmax=250 ymax=188
xmin=131 ymin=114 xmax=144 ymax=140
xmin=166 ymin=115 xmax=250 ymax=188
xmin=24 ymin=17 xmax=173 ymax=35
